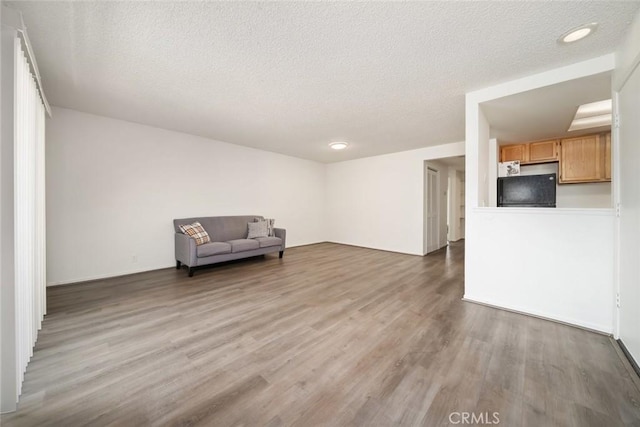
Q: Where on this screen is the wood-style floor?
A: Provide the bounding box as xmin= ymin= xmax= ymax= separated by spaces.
xmin=2 ymin=242 xmax=640 ymax=426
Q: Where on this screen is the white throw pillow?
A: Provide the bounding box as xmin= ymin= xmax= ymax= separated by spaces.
xmin=254 ymin=217 xmax=275 ymax=236
xmin=247 ymin=221 xmax=268 ymax=239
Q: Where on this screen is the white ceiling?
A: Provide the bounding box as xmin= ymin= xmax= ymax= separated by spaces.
xmin=10 ymin=1 xmax=640 ymax=163
xmin=483 ymin=71 xmax=613 ymax=144
xmin=436 ymin=156 xmax=465 ymax=171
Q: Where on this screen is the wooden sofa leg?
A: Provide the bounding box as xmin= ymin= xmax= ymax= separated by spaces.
xmin=188 ymin=267 xmax=194 ymax=277
xmin=279 ymin=251 xmax=284 ymax=259
xmin=176 ymin=260 xmax=181 ymax=269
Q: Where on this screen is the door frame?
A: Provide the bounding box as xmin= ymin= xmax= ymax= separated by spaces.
xmin=424 ymin=165 xmax=440 ymax=255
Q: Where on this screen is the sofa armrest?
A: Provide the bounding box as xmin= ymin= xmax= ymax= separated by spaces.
xmin=175 ymin=233 xmax=197 ymax=266
xmin=274 ymin=228 xmax=286 ymax=251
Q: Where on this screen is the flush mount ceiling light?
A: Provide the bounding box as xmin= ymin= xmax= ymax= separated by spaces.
xmin=329 ymin=142 xmax=348 ymax=150
xmin=558 ymin=23 xmax=598 ymax=44
xmin=568 ymin=99 xmax=612 ymax=132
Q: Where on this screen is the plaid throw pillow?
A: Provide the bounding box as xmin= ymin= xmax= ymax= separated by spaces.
xmin=179 ymin=222 xmax=211 ymax=245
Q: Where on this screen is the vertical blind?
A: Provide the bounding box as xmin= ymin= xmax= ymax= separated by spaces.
xmin=13 ymin=35 xmax=47 ymax=397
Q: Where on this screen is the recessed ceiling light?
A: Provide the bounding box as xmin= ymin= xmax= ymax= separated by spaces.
xmin=329 ymin=142 xmax=348 ymax=150
xmin=558 ymin=23 xmax=598 ymax=44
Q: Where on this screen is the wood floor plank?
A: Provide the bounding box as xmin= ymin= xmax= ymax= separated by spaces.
xmin=2 ymin=242 xmax=639 ymax=426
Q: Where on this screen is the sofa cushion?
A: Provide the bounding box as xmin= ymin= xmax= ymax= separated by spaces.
xmin=247 ymin=221 xmax=268 ymax=239
xmin=254 ymin=237 xmax=282 ymax=248
xmin=197 ymin=242 xmax=232 ymax=258
xmin=227 ymin=239 xmax=260 ymax=253
xmin=179 ymin=222 xmax=211 ymax=245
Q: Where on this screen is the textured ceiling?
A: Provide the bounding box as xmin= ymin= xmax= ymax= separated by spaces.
xmin=10 ymin=1 xmax=640 ymax=162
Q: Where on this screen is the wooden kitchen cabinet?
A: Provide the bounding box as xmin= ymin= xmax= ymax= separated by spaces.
xmin=559 ymin=133 xmax=611 ymax=184
xmin=604 ymin=132 xmax=611 ymax=180
xmin=500 ymin=144 xmax=528 ymax=163
xmin=499 ymin=132 xmax=611 ymax=184
xmin=500 ymin=139 xmax=558 ymax=164
xmin=529 ymin=139 xmax=558 ymax=163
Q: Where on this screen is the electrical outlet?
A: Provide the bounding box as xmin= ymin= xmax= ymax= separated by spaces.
xmin=616 ymin=293 xmax=621 ymax=308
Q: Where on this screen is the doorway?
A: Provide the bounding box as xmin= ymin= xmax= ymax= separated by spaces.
xmin=424 ymin=156 xmax=465 ymax=255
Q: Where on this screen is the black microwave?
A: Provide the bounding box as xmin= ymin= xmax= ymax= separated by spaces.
xmin=497 ymin=173 xmax=557 ymax=208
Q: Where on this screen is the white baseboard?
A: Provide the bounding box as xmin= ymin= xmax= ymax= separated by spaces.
xmin=463 ymin=294 xmax=613 ymax=335
xmin=326 ymin=240 xmax=423 ymax=256
xmin=47 ymin=264 xmax=174 ymax=287
xmin=46 ymin=242 xmax=324 ymax=287
xmin=47 ymin=241 xmax=421 ymax=287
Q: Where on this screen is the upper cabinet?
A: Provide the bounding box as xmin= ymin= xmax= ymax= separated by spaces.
xmin=500 ymin=139 xmax=558 ymax=165
xmin=529 ymin=140 xmax=559 ymax=163
xmin=500 ymin=144 xmax=529 ymax=163
xmin=559 ymin=133 xmax=611 ymax=184
xmin=499 ymin=132 xmax=611 ymax=184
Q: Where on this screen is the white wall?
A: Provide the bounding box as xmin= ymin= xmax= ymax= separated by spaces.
xmin=488 ymin=138 xmax=498 ymax=207
xmin=477 ymin=109 xmax=490 ymax=208
xmin=46 ymin=107 xmax=326 ymax=285
xmin=614 ymin=8 xmax=640 ymax=367
xmin=325 ymin=142 xmax=464 ymax=256
xmin=465 ymin=209 xmax=614 ymax=332
xmin=613 ymin=9 xmax=640 ymax=91
xmin=465 ymin=55 xmax=617 ymax=333
xmin=48 ymin=108 xmax=464 ymax=284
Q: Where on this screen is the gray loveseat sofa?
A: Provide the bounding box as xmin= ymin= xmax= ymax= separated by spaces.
xmin=174 ymin=215 xmax=286 ymax=277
